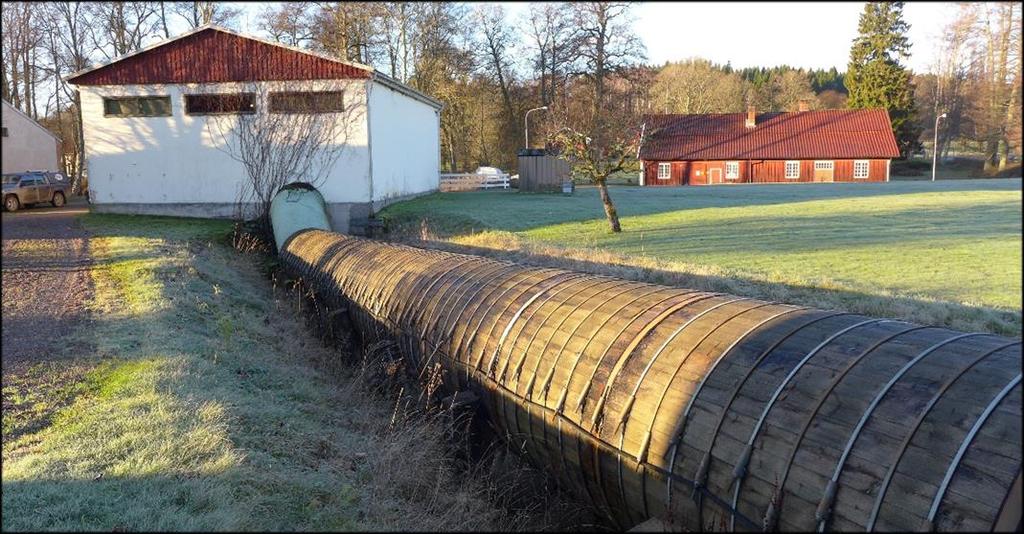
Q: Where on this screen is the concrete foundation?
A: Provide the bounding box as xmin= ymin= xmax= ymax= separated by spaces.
xmin=89 ymin=196 xmax=428 ymax=236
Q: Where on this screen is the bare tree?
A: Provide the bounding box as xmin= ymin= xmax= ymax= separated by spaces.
xmin=310 ymin=2 xmax=382 ymax=65
xmin=42 ymin=1 xmax=95 ymax=193
xmin=473 ymin=4 xmax=520 ymax=159
xmin=523 ymin=3 xmax=576 ymax=109
xmin=2 ymin=2 xmax=46 ymax=118
xmin=379 ymin=2 xmax=416 ymax=82
xmin=930 ymin=5 xmax=976 ymax=158
xmin=569 ymin=2 xmax=646 ymax=140
xmin=203 ymin=83 xmax=359 ymax=240
xmin=86 ymin=1 xmax=160 ymax=60
xmin=972 ymin=2 xmax=1022 ymax=171
xmin=257 ymin=2 xmax=314 ymax=48
xmin=650 ymin=59 xmax=746 ymax=113
xmin=549 ymin=125 xmax=643 ymax=233
xmin=170 ymin=1 xmax=241 ymax=29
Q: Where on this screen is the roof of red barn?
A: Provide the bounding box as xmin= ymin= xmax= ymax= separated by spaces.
xmin=639 ymin=109 xmax=900 ymax=161
xmin=65 ymin=25 xmax=374 ymax=85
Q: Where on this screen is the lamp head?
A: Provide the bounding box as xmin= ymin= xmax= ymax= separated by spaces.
xmin=939 ymin=113 xmax=947 ymax=118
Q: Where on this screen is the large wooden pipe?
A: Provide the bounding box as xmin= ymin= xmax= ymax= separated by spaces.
xmin=278 ymin=229 xmax=1022 ymax=532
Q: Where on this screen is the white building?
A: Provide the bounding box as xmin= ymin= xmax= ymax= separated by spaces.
xmin=2 ymin=99 xmax=62 ymax=175
xmin=66 ymin=25 xmax=442 ymax=233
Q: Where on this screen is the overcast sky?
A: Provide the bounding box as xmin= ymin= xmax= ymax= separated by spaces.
xmin=227 ymin=1 xmax=953 ymax=74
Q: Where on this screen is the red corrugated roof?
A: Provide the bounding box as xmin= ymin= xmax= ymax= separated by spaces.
xmin=639 ymin=109 xmax=900 ymax=160
xmin=67 ymin=26 xmax=372 ymax=85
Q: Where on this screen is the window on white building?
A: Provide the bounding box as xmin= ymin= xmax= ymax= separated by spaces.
xmin=185 ymin=93 xmax=255 ymax=115
xmin=657 ymin=163 xmax=671 ymax=180
xmin=854 ymin=160 xmax=870 ymax=179
xmin=269 ymin=91 xmax=344 ymax=113
xmin=785 ymin=160 xmax=800 ymax=179
xmin=103 ymin=96 xmax=172 ymax=117
xmin=725 ymin=161 xmax=739 ymax=180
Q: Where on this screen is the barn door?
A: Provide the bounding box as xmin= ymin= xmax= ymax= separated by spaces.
xmin=814 ymin=161 xmax=834 ymax=182
xmin=708 ymin=167 xmax=722 ymax=184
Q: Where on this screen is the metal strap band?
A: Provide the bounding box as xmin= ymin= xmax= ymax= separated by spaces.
xmin=538 ymin=282 xmax=654 ymax=403
xmin=670 ymin=306 xmax=810 ymax=458
xmin=624 ymin=301 xmax=783 ymax=523
xmin=762 ymin=323 xmax=926 ymax=531
xmin=398 ymin=256 xmax=477 ymax=331
xmin=425 ymin=260 xmax=507 ymax=346
xmin=452 ymin=268 xmax=550 ymax=362
xmin=511 ymin=278 xmax=620 ymax=456
xmin=485 ymin=272 xmax=589 ymax=377
xmin=728 ymin=318 xmax=888 ymax=529
xmin=617 ymin=299 xmax=766 ymax=433
xmin=867 ymin=341 xmax=1020 ymax=531
xmin=925 ymin=373 xmax=1022 ymax=527
xmin=440 ymin=263 xmax=519 ymax=354
xmin=518 ymin=279 xmax=623 ymax=393
xmin=575 ymin=292 xmax=721 ymax=416
xmin=815 ymin=332 xmax=986 ymax=532
xmin=587 ymin=295 xmax=740 ymax=431
xmin=555 ymin=289 xmax=690 ymax=414
xmin=416 ymin=259 xmax=494 ymax=343
xmin=663 ymin=310 xmax=848 ymax=519
xmin=497 ymin=275 xmax=594 ymax=384
xmin=469 ymin=269 xmax=567 ymax=372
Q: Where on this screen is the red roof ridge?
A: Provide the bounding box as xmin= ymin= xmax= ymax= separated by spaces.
xmin=640 ymin=108 xmax=899 ymax=160
xmin=66 ymin=25 xmax=374 ymax=84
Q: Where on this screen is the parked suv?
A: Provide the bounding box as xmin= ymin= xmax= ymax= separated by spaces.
xmin=2 ymin=171 xmax=69 ymax=212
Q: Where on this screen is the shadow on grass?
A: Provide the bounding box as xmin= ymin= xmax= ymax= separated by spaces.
xmin=2 ymin=214 xmax=371 ymax=531
xmin=279 ymin=231 xmax=1023 ymax=532
xmin=391 ymin=237 xmax=1021 ymax=338
xmin=382 ymin=178 xmax=1023 ymax=234
xmin=4 ymin=212 xmax=585 ymax=532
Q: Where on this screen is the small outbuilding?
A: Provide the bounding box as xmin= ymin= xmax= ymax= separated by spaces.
xmin=2 ymin=99 xmax=62 ymax=175
xmin=66 ymin=25 xmax=443 ymax=233
xmin=638 ymin=105 xmax=900 ymax=186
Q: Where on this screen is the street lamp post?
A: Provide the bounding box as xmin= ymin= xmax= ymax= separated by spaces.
xmin=524 ymin=106 xmax=548 ymax=149
xmin=932 ymin=112 xmax=947 ymax=182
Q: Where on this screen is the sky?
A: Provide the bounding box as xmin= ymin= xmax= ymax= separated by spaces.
xmin=183 ymin=1 xmax=958 ymax=74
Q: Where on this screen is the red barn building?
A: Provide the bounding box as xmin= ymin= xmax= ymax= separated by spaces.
xmin=638 ymin=106 xmax=900 ymax=186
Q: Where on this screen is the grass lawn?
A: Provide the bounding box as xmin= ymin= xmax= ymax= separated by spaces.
xmin=381 ymin=178 xmax=1022 ymax=337
xmin=1 ymin=214 xmax=544 ymax=531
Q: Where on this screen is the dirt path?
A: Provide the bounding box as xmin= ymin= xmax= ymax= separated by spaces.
xmin=2 ymin=200 xmax=95 ymax=441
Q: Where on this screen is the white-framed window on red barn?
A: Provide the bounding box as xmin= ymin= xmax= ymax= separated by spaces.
xmin=854 ymin=160 xmax=870 ymax=179
xmin=725 ymin=161 xmax=739 ymax=180
xmin=657 ymin=162 xmax=671 ymax=180
xmin=785 ymin=160 xmax=800 ymax=179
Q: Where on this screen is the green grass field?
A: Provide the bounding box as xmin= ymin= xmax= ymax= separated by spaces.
xmin=2 ymin=214 xmax=546 ymax=531
xmin=382 ymin=179 xmax=1022 ymax=336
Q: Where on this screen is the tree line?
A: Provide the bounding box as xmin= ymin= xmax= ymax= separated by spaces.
xmin=2 ymin=1 xmax=1020 ymax=187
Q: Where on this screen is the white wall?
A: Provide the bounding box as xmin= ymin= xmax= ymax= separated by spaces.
xmin=2 ymin=100 xmax=60 ymax=174
xmin=78 ymin=79 xmax=371 ymax=207
xmin=367 ymin=80 xmax=440 ymax=205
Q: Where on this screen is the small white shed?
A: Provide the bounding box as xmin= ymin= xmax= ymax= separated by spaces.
xmin=2 ymin=100 xmax=62 ymax=175
xmin=66 ymin=25 xmax=443 ymax=233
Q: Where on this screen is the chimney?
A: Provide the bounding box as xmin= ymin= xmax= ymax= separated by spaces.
xmin=798 ymin=99 xmax=810 ymax=112
xmin=745 ymin=105 xmax=756 ymax=128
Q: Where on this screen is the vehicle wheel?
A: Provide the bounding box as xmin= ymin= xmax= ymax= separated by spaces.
xmin=52 ymin=192 xmax=66 ymax=207
xmin=4 ymin=195 xmax=19 ymax=212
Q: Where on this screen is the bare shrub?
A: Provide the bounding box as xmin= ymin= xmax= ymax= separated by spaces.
xmin=204 ymin=77 xmax=362 ymax=243
xmin=276 ymin=264 xmax=600 ymax=531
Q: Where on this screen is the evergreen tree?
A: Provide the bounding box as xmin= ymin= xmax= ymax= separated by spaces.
xmin=845 ymin=1 xmax=920 ymax=156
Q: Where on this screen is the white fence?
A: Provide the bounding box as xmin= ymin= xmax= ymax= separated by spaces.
xmin=439 ymin=172 xmax=510 ymax=192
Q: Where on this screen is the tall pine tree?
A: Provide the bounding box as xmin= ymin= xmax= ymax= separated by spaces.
xmin=845 ymin=2 xmax=920 ymax=157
